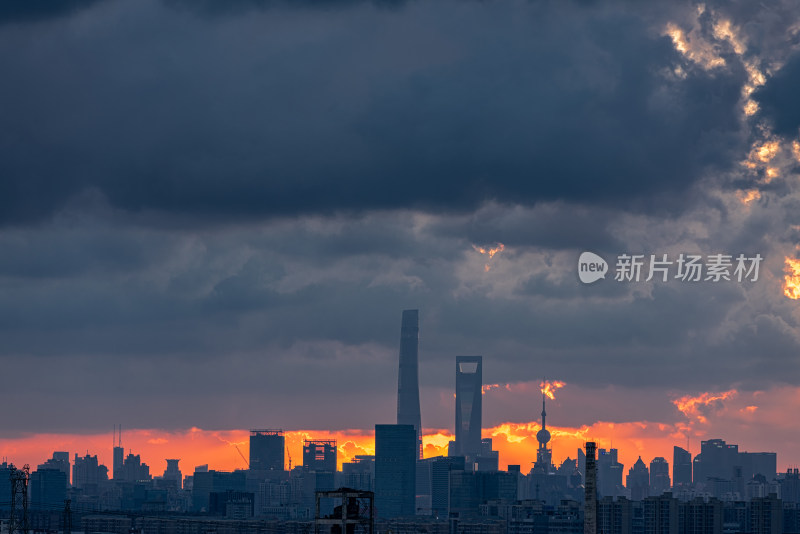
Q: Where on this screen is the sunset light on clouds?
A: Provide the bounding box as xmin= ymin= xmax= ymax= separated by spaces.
xmin=3 ymin=383 xmax=798 ymax=476
xmin=4 ymin=1 xmax=800 ymax=518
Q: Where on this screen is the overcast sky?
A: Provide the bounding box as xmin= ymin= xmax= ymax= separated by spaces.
xmin=2 ymin=0 xmax=800 ymax=458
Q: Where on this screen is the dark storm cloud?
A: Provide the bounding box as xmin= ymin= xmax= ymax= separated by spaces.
xmin=0 ymin=0 xmax=105 ymax=25
xmin=1 ymin=202 xmax=799 ymax=433
xmin=428 ymin=202 xmax=627 ymax=252
xmin=1 ymin=0 xmax=798 ymax=436
xmin=754 ymin=52 xmax=800 ymax=137
xmin=0 ymin=207 xmax=769 ymax=375
xmin=0 ymin=0 xmax=748 ymax=226
xmin=702 ymin=0 xmax=800 ymax=59
xmin=163 ymin=0 xmax=406 ymax=16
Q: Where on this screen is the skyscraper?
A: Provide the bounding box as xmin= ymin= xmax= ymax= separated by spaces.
xmin=113 ymin=445 xmax=124 ymax=479
xmin=453 ymin=356 xmax=482 ymax=461
xmin=597 ymin=448 xmax=624 ymax=497
xmin=113 ymin=425 xmax=123 ymax=480
xmin=673 ymin=446 xmax=692 ymax=487
xmin=73 ymin=453 xmax=107 ymax=491
xmin=585 ymin=442 xmax=597 ymax=534
xmin=397 ymin=309 xmax=422 ymax=459
xmin=430 ymin=456 xmax=465 ymax=517
xmin=51 ymin=452 xmax=70 ymax=483
xmin=30 ymin=468 xmax=67 ymax=509
xmin=739 ymin=452 xmax=777 ymax=482
xmin=39 ymin=452 xmax=70 ymax=485
xmin=250 ymin=429 xmax=285 ymax=471
xmin=375 ymin=424 xmax=417 ymax=518
xmin=650 ymin=457 xmax=671 ymax=496
xmin=626 ymin=457 xmax=650 ymax=501
xmin=163 ymin=459 xmax=183 ymax=490
xmin=120 ymin=453 xmax=151 ymax=482
xmin=693 ymin=438 xmax=738 ymax=484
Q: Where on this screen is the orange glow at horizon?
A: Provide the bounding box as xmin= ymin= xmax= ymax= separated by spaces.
xmin=783 ymin=257 xmax=800 ymax=299
xmin=0 ymin=422 xmax=669 ymax=477
xmin=0 ymin=423 xmax=660 ymax=475
xmin=540 ymin=380 xmax=566 ymax=400
xmin=5 ymin=389 xmax=800 ymax=479
xmin=0 ymin=401 xmax=796 ymax=479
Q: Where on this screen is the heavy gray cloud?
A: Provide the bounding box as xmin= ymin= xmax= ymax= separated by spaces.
xmin=0 ymin=0 xmax=749 ymax=226
xmin=755 ymin=52 xmax=800 ymax=137
xmin=0 ymin=0 xmax=105 ymax=25
xmin=1 ymin=0 xmax=800 ymax=440
xmin=1 ymin=196 xmax=797 ymax=433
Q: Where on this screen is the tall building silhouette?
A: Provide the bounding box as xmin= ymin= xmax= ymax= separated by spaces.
xmin=39 ymin=452 xmax=70 ymax=484
xmin=163 ymin=459 xmax=183 ymax=490
xmin=30 ymin=467 xmax=67 ymax=509
xmin=113 ymin=424 xmax=123 ymax=480
xmin=739 ymin=452 xmax=777 ymax=482
xmin=584 ymin=441 xmax=597 ymax=534
xmin=375 ymin=424 xmax=417 ymax=518
xmin=693 ymin=438 xmax=738 ymax=484
xmin=120 ymin=452 xmax=150 ymax=482
xmin=673 ymin=446 xmax=692 ymax=487
xmin=453 ymin=356 xmax=482 ymax=462
xmin=303 ymin=440 xmax=337 ymax=472
xmin=73 ymin=453 xmax=107 ymax=490
xmin=249 ymin=429 xmax=285 ymax=471
xmin=397 ymin=309 xmax=422 ymax=460
xmin=650 ymin=457 xmax=671 ymax=496
xmin=597 ymin=448 xmax=624 ymax=497
xmin=626 ymin=457 xmax=650 ymax=501
xmin=430 ymin=456 xmax=465 ymax=517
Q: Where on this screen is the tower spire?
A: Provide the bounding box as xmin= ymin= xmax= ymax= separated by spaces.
xmin=535 ymin=378 xmax=552 ymax=473
xmin=541 ymin=389 xmax=547 ymax=431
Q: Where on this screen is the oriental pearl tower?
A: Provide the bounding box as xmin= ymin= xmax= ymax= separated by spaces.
xmin=534 ymin=387 xmax=553 ymax=474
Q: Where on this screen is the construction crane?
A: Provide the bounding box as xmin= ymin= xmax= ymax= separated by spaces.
xmin=287 ymin=449 xmax=292 ymax=470
xmin=234 ymin=444 xmax=249 ymax=469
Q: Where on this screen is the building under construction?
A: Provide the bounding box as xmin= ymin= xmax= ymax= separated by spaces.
xmin=303 ymin=440 xmax=337 ymax=472
xmin=314 ymin=488 xmax=374 ymax=534
xmin=250 ymin=429 xmax=286 ymax=471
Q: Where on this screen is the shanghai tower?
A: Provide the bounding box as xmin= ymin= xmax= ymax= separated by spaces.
xmin=397 ymin=309 xmax=422 ymax=459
